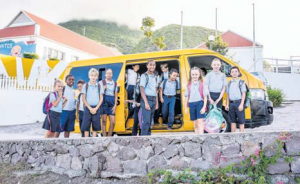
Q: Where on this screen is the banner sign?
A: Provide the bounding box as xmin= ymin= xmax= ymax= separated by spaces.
xmin=0 ymin=40 xmax=36 ymax=57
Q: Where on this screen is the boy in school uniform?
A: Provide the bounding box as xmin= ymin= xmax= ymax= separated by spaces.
xmin=160 ymin=68 xmax=179 ymax=130
xmin=81 ymin=68 xmax=103 ymax=137
xmin=76 ymin=80 xmax=86 ymax=137
xmin=126 ymin=64 xmax=140 ymax=116
xmin=206 ymin=58 xmax=227 ymax=109
xmin=55 ymin=75 xmax=76 ymax=138
xmin=99 ymin=68 xmax=118 ymax=137
xmin=140 ymin=60 xmax=159 ymax=136
xmin=225 ymin=66 xmax=246 ymax=133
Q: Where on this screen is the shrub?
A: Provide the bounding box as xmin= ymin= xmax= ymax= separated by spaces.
xmin=267 ymin=86 xmax=285 ymax=107
xmin=23 ymin=53 xmax=40 ymax=60
xmin=49 ymin=57 xmax=59 ymax=61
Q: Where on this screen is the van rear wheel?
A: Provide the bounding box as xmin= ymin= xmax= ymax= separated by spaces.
xmin=220 ymin=111 xmax=231 ymax=133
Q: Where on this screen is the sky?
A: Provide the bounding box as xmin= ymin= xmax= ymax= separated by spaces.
xmin=1 ymin=0 xmax=299 ymax=59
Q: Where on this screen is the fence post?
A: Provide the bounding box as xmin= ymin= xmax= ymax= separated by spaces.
xmin=275 ymin=59 xmax=279 ymax=73
xmin=290 ymin=60 xmax=294 ymax=74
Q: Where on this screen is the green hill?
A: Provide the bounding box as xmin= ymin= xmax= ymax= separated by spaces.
xmin=59 ymin=20 xmax=144 ymax=54
xmin=59 ymin=20 xmax=218 ymax=55
xmin=130 ymin=24 xmax=217 ymax=54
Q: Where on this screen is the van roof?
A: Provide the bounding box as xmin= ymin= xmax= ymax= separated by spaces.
xmin=68 ymin=49 xmax=215 ymax=67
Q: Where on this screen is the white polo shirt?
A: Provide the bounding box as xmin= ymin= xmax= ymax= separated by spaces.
xmin=63 ymin=85 xmax=76 ymax=111
xmin=79 ymin=93 xmax=84 ymax=111
xmin=127 ymin=69 xmax=138 ymax=86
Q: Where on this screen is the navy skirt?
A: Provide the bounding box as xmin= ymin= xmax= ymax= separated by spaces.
xmin=42 ymin=110 xmax=62 ymax=132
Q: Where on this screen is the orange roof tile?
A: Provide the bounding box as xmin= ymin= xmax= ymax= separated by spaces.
xmin=0 ymin=25 xmax=35 ymax=38
xmin=197 ymin=30 xmax=261 ymax=49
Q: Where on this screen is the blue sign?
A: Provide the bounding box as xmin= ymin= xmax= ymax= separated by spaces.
xmin=0 ymin=40 xmax=36 ymax=57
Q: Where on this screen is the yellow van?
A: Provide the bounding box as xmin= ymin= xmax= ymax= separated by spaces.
xmin=64 ymin=49 xmax=273 ymax=134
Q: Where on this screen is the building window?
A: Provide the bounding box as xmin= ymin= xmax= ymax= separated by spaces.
xmin=53 ymin=50 xmax=58 ymax=58
xmin=46 ymin=48 xmax=65 ymax=61
xmin=47 ymin=48 xmax=52 ymax=58
xmin=72 ymin=56 xmax=79 ymax=61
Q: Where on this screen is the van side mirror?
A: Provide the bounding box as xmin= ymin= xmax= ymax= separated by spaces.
xmin=239 ymin=73 xmax=242 ymax=77
xmin=117 ymin=86 xmax=120 ymax=93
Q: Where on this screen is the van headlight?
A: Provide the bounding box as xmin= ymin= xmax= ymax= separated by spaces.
xmin=250 ymin=89 xmax=265 ymax=100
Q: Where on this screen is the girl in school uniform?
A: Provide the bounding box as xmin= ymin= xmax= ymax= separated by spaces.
xmin=99 ymin=68 xmax=118 ymax=137
xmin=43 ymin=79 xmax=67 ymax=138
xmin=185 ymin=67 xmax=209 ymax=134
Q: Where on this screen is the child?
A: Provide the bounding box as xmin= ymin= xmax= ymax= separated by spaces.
xmin=184 ymin=67 xmax=209 ymax=134
xmin=55 ymin=75 xmax=76 ymax=138
xmin=160 ymin=63 xmax=169 ymax=82
xmin=160 ymin=68 xmax=179 ymax=130
xmin=81 ymin=68 xmax=103 ymax=137
xmin=43 ymin=79 xmax=67 ymax=138
xmin=225 ymin=66 xmax=246 ymax=133
xmin=99 ymin=68 xmax=118 ymax=137
xmin=153 ymin=70 xmax=160 ymax=125
xmin=76 ymin=80 xmax=86 ymax=137
xmin=126 ymin=64 xmax=140 ymax=116
xmin=140 ymin=60 xmax=159 ymax=136
xmin=125 ymin=80 xmax=141 ymax=136
xmin=205 ymin=58 xmax=227 ymax=110
xmin=126 ymin=64 xmax=140 ymax=100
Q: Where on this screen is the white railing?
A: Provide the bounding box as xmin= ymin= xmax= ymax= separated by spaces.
xmin=263 ymin=58 xmax=300 ymax=74
xmin=0 ymin=77 xmax=54 ymax=92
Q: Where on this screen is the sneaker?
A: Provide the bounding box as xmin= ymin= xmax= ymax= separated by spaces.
xmin=167 ymin=127 xmax=172 ymax=130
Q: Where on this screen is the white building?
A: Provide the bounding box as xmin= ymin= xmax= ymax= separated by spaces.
xmin=197 ymin=30 xmax=263 ymax=72
xmin=0 ymin=10 xmax=121 ymax=63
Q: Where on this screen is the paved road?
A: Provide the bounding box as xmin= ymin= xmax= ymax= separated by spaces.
xmin=0 ymin=102 xmax=299 ymax=140
xmin=246 ymin=101 xmax=300 ymax=133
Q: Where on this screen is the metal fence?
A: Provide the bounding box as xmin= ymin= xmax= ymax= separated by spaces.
xmin=263 ymin=58 xmax=300 ymax=74
xmin=0 ymin=77 xmax=54 ymax=92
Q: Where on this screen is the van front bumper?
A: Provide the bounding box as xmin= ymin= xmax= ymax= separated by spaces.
xmin=245 ymin=99 xmax=274 ymax=128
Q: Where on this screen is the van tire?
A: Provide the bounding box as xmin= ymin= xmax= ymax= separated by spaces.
xmin=222 ymin=111 xmax=231 ymax=133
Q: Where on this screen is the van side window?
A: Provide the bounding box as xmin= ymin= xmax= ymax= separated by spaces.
xmin=69 ymin=63 xmax=123 ymax=89
xmin=188 ymin=56 xmax=232 ymax=77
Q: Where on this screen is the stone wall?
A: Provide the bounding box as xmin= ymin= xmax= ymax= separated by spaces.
xmin=0 ymin=131 xmax=300 ymax=182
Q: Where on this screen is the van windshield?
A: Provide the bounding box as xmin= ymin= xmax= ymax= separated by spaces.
xmin=188 ymin=55 xmax=232 ymax=77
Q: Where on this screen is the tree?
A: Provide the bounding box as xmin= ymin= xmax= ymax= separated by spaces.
xmin=205 ymin=34 xmax=228 ymax=56
xmin=141 ymin=17 xmax=166 ymax=51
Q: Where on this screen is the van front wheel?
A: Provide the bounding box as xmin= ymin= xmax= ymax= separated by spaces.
xmin=220 ymin=111 xmax=231 ymax=133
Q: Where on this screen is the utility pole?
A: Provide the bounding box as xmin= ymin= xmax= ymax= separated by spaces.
xmin=215 ymin=8 xmax=218 ymax=36
xmin=83 ymin=27 xmax=86 ymax=37
xmin=253 ymin=3 xmax=256 ymax=72
xmin=180 ymin=11 xmax=183 ymax=49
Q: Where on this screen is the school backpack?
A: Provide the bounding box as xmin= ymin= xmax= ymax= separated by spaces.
xmin=204 ymin=104 xmax=224 ymax=133
xmin=228 ymin=80 xmax=251 ymax=108
xmin=187 ymin=82 xmax=204 ymax=108
xmin=102 ymin=80 xmax=117 ymax=94
xmin=85 ymin=83 xmax=101 ymax=98
xmin=144 ymin=72 xmax=158 ymax=89
xmin=42 ymin=92 xmax=58 ymax=114
xmin=162 ymin=79 xmax=179 ymax=93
